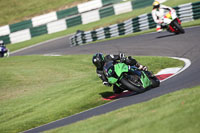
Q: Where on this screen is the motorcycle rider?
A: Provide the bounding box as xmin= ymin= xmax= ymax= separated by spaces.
xmin=0 ymin=40 xmax=8 ymax=57
xmin=92 ymin=53 xmax=148 ymax=94
xmin=152 ymin=1 xmax=177 ymax=32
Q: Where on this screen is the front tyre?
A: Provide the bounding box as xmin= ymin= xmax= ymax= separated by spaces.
xmin=150 ymin=76 xmax=160 ymax=88
xmin=120 ymin=75 xmax=146 ymax=93
xmin=144 ymin=71 xmax=160 ymax=88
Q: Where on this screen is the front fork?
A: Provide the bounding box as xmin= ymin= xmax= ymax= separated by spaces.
xmin=129 ymin=67 xmax=152 ymax=88
xmin=168 ymin=18 xmax=181 ymax=32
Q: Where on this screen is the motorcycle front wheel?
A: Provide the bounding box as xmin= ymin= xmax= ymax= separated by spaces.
xmin=120 ymin=75 xmax=146 ymax=93
xmin=174 ymin=21 xmax=185 ymax=34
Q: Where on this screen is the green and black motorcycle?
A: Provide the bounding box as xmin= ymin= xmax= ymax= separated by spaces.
xmin=103 ymin=61 xmax=160 ymax=93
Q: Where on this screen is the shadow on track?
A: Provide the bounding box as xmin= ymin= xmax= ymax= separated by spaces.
xmin=100 ymin=91 xmax=138 ymax=100
xmin=156 ymin=33 xmax=177 ymax=39
xmin=99 ymin=91 xmax=115 ymax=98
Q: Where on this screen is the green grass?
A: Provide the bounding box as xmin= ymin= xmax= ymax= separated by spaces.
xmin=7 ymin=0 xmax=200 ymax=52
xmin=47 ymin=85 xmax=200 ymax=133
xmin=0 ymin=55 xmax=184 ymax=133
xmin=0 ymin=0 xmax=89 ymax=26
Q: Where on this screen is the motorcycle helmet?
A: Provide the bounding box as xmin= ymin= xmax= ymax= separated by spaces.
xmin=0 ymin=40 xmax=4 ymax=46
xmin=153 ymin=1 xmax=160 ymax=9
xmin=92 ymin=53 xmax=105 ymax=69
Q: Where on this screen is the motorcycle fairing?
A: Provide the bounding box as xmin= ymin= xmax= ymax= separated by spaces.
xmin=130 ymin=66 xmax=152 ymax=88
xmin=114 ymin=63 xmax=129 ymax=77
xmin=140 ymin=71 xmax=152 ymax=88
xmin=107 ymin=63 xmax=129 ymax=84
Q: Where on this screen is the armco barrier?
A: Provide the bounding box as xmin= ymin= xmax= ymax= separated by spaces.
xmin=30 ymin=25 xmax=48 ymax=38
xmin=71 ymin=1 xmax=200 ymax=46
xmin=99 ymin=6 xmax=115 ymax=18
xmin=66 ymin=16 xmax=82 ymax=28
xmin=132 ymin=0 xmax=154 ymax=10
xmin=56 ymin=7 xmax=79 ymax=20
xmin=102 ymin=0 xmax=122 ymax=6
xmin=0 ymin=35 xmax=10 ymax=44
xmin=10 ymin=29 xmax=31 ymax=44
xmin=47 ymin=19 xmax=67 ymax=34
xmin=9 ymin=20 xmax=32 ymax=33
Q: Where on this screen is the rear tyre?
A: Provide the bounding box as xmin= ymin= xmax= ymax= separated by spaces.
xmin=174 ymin=21 xmax=185 ymax=34
xmin=120 ymin=75 xmax=146 ymax=93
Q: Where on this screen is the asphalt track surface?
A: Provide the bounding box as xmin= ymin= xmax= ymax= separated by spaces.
xmin=12 ymin=26 xmax=200 ymax=132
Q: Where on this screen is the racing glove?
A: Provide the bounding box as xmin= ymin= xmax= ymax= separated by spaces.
xmin=138 ymin=65 xmax=148 ymax=71
xmin=119 ymin=53 xmax=125 ymax=59
xmin=103 ymin=81 xmax=112 ymax=87
xmin=119 ymin=53 xmax=126 ymax=63
xmin=97 ymin=70 xmax=112 ymax=87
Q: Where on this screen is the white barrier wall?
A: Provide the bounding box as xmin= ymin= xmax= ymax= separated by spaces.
xmin=9 ymin=29 xmax=31 ymax=44
xmin=47 ymin=19 xmax=67 ymax=34
xmin=78 ymin=0 xmax=102 ymax=13
xmin=0 ymin=25 xmax=10 ymax=36
xmin=32 ymin=12 xmax=58 ymax=27
xmin=81 ymin=10 xmax=100 ymax=24
xmin=114 ymin=1 xmax=132 ymax=15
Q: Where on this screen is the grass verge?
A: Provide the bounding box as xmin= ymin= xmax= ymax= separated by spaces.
xmin=0 ymin=55 xmax=184 ymax=133
xmin=46 ymin=85 xmax=200 ymax=133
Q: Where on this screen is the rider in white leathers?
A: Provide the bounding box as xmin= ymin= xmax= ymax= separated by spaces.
xmin=152 ymin=1 xmax=177 ymax=32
